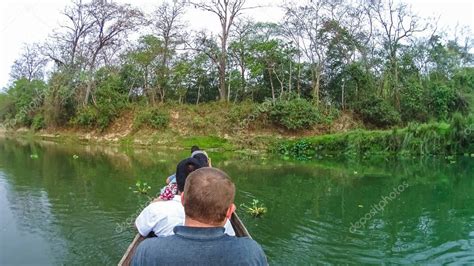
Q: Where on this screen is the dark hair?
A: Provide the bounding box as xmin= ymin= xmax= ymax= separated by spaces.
xmin=183 ymin=167 xmax=235 ymax=225
xmin=191 ymin=145 xmax=200 ymax=153
xmin=192 ymin=153 xmax=209 ymax=167
xmin=176 ymin=158 xmax=202 ymax=192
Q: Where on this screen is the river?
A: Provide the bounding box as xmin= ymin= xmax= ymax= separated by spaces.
xmin=0 ymin=138 xmax=473 ymax=265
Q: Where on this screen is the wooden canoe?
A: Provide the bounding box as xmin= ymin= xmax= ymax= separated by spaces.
xmin=118 ymin=212 xmax=250 ymax=266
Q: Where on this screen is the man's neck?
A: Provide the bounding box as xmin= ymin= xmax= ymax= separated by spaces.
xmin=184 ymin=216 xmax=226 ymax=228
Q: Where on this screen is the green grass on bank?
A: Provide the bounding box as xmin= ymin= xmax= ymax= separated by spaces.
xmin=274 ymin=116 xmax=474 ymax=160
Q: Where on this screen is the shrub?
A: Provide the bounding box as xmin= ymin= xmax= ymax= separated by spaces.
xmin=269 ymin=97 xmax=321 ymax=130
xmin=31 ymin=114 xmax=45 ymax=131
xmin=427 ymin=84 xmax=457 ymax=120
xmin=73 ymin=107 xmax=98 ymax=128
xmin=134 ymin=108 xmax=170 ymax=129
xmin=400 ymin=82 xmax=428 ymax=122
xmin=355 ymin=95 xmax=401 ymax=127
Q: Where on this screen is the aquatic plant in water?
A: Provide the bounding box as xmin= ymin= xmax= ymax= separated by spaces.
xmin=241 ymin=199 xmax=267 ymax=217
xmin=129 ymin=180 xmax=152 ymax=195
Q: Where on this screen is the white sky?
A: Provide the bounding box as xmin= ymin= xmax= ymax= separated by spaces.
xmin=0 ymin=0 xmax=473 ymax=91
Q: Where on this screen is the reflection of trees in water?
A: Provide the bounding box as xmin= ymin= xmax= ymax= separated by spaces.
xmin=221 ymin=156 xmax=474 ymax=264
xmin=1 ymin=138 xmax=473 ymax=264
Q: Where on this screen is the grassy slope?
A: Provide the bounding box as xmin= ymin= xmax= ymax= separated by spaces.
xmin=4 ymin=102 xmax=473 ymax=159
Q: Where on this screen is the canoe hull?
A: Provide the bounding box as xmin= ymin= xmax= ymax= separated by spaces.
xmin=118 ymin=212 xmax=249 ymax=266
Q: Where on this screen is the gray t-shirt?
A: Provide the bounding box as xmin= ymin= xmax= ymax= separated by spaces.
xmin=132 ymin=226 xmax=267 ymax=266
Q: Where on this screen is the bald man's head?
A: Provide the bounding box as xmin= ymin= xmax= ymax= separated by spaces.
xmin=183 ymin=167 xmax=235 ymax=226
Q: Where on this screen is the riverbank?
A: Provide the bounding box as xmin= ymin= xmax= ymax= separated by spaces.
xmin=0 ymin=101 xmax=361 ymax=153
xmin=2 ymin=104 xmax=472 ymax=160
xmin=2 ymin=120 xmax=473 ymax=162
xmin=274 ymin=118 xmax=474 ymax=160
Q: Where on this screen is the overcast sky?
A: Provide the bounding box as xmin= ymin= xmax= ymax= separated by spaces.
xmin=0 ymin=0 xmax=473 ymax=90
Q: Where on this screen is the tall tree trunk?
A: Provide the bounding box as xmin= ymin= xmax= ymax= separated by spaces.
xmin=297 ymin=62 xmax=301 ymax=96
xmin=312 ymin=66 xmax=321 ymax=104
xmin=273 ymin=68 xmax=284 ymax=99
xmin=84 ymin=51 xmax=100 ymax=107
xmin=240 ymin=64 xmax=246 ymax=94
xmin=218 ymin=57 xmax=227 ymax=101
xmin=288 ymin=60 xmax=292 ymax=94
xmin=196 ymin=86 xmax=201 ymax=105
xmin=341 ymin=79 xmax=345 ymax=110
xmin=227 ymin=69 xmax=231 ymax=101
xmin=268 ymin=68 xmax=275 ymax=102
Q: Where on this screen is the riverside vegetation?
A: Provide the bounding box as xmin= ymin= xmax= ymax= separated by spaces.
xmin=0 ymin=0 xmax=473 ymax=159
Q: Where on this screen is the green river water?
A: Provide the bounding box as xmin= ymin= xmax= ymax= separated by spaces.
xmin=0 ymin=138 xmax=473 ymax=265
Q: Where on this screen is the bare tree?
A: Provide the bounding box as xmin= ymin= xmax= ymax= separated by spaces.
xmin=281 ymin=0 xmax=328 ymax=104
xmin=151 ymin=0 xmax=187 ymax=103
xmin=229 ymin=18 xmax=254 ymax=98
xmin=191 ymin=0 xmax=248 ymax=101
xmin=371 ymin=0 xmax=428 ymax=108
xmin=83 ymin=1 xmax=144 ymax=106
xmin=10 ymin=44 xmax=48 ymax=82
xmin=44 ymin=0 xmax=94 ymax=69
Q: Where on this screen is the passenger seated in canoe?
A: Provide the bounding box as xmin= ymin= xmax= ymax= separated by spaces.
xmin=135 ymin=158 xmax=235 ymax=237
xmin=164 ymin=146 xmax=200 ymax=185
xmin=159 ymin=145 xmax=211 ymax=201
xmin=132 ymin=168 xmax=267 ymax=265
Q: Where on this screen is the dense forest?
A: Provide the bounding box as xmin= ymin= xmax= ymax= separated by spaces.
xmin=0 ymin=0 xmax=473 ymax=133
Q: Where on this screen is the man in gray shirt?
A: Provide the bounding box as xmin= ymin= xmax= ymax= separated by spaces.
xmin=132 ymin=167 xmax=267 ymax=265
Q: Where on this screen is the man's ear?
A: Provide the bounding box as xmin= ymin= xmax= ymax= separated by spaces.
xmin=181 ymin=193 xmax=185 ymax=207
xmin=225 ymin=203 xmax=236 ymax=219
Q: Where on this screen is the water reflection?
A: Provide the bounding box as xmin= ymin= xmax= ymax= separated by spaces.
xmin=0 ymin=137 xmax=473 ymax=264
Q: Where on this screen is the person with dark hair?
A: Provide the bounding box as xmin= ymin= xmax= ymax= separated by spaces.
xmin=132 ymin=168 xmax=267 ymax=265
xmin=160 ymin=145 xmax=211 ymax=200
xmin=190 ymin=145 xmax=200 ymax=153
xmin=164 ymin=145 xmax=208 ymax=185
xmin=192 ymin=152 xmax=210 ymax=167
xmin=135 ymin=159 xmax=235 ymax=238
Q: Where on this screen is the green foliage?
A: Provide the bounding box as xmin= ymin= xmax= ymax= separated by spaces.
xmin=241 ymin=199 xmax=267 ymax=217
xmin=277 ymin=139 xmax=313 ymax=160
xmin=427 ymin=84 xmax=458 ymax=120
xmin=452 ymin=67 xmax=474 ymax=92
xmin=133 ymin=107 xmax=170 ymax=129
xmin=226 ymin=101 xmax=257 ymax=125
xmin=94 ymin=67 xmax=128 ymax=130
xmin=129 ymin=180 xmax=152 ymax=195
xmin=3 ymin=9 xmax=473 ymax=135
xmin=355 ymin=95 xmax=401 ymax=127
xmin=275 ymin=121 xmax=474 ymax=160
xmin=269 ymin=97 xmax=321 ymax=130
xmin=73 ymin=107 xmax=98 ymax=128
xmin=31 ymin=114 xmax=45 ymax=131
xmin=6 ymin=78 xmax=47 ymax=127
xmin=0 ymin=93 xmax=14 ymax=122
xmin=44 ymin=71 xmax=76 ymax=127
xmin=71 ymin=67 xmax=128 ymax=131
xmin=400 ymin=80 xmax=428 ymax=122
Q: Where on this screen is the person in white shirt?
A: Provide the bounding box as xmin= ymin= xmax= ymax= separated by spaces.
xmin=135 ymin=157 xmax=235 ymax=237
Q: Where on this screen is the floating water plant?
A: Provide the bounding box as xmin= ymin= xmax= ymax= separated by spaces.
xmin=30 ymin=154 xmax=38 ymax=159
xmin=129 ymin=180 xmax=151 ymax=195
xmin=241 ymin=199 xmax=267 ymax=217
xmin=73 ymin=155 xmax=79 ymax=159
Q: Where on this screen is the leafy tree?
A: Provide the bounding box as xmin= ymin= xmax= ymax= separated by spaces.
xmin=6 ymin=78 xmax=47 ymax=127
xmin=125 ymin=35 xmax=164 ymax=104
